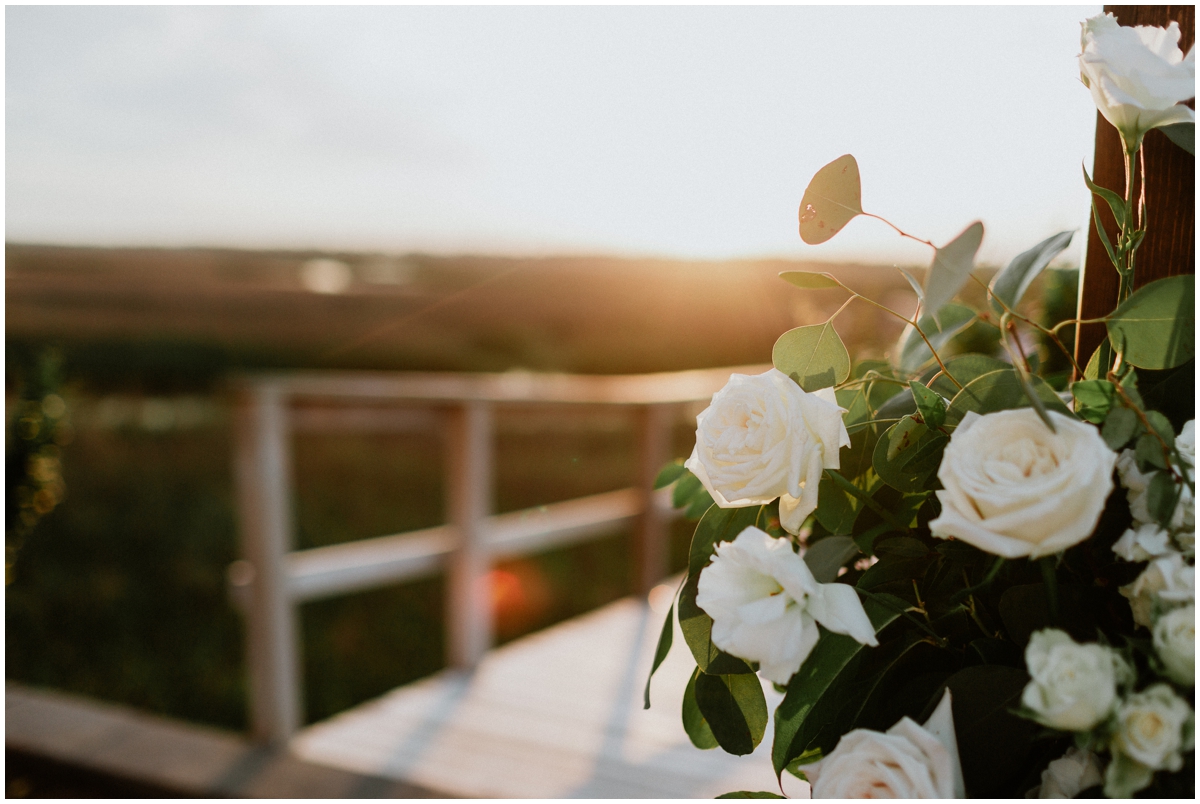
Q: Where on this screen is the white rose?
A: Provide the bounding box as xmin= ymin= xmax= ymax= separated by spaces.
xmin=928 ymin=409 xmax=1116 ymax=559
xmin=1026 ymin=747 xmax=1104 ymax=799
xmin=695 ymin=526 xmax=876 ymax=685
xmin=1021 ymin=629 xmax=1125 ymax=731
xmin=806 ymin=688 xmax=965 ymax=798
xmin=1153 ymin=604 xmax=1195 ymax=686
xmin=1079 ymin=13 xmax=1196 ymax=150
xmin=685 ymin=369 xmax=849 ymax=535
xmin=1176 ymin=420 xmax=1195 ymax=479
xmin=1116 ymin=449 xmax=1194 ymax=532
xmin=1111 ymin=684 xmax=1193 ymax=773
xmin=1113 ymin=522 xmax=1175 ymax=562
xmin=1121 ymin=552 xmax=1195 ymax=628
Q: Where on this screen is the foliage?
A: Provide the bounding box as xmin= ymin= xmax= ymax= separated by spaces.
xmin=651 ymin=128 xmax=1195 ymax=798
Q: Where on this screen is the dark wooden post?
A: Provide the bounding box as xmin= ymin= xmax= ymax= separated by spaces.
xmin=1075 ymin=5 xmax=1195 ymax=370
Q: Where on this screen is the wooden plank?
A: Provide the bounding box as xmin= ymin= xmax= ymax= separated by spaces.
xmin=5 ymin=682 xmax=444 ymax=798
xmin=289 ymin=406 xmax=443 ymax=434
xmin=635 ymin=404 xmax=673 ymax=593
xmin=232 ymin=383 xmax=303 ymax=742
xmin=233 ymin=364 xmax=770 ymax=406
xmin=287 ymin=525 xmax=457 ymax=602
xmin=445 ymin=402 xmax=494 ymax=668
xmin=488 ymin=487 xmax=643 ymax=560
xmin=1075 ymin=5 xmax=1195 ymax=369
xmin=291 ymin=592 xmax=812 ymax=799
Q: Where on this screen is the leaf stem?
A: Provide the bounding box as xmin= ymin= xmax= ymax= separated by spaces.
xmin=860 ymin=212 xmax=938 ymax=249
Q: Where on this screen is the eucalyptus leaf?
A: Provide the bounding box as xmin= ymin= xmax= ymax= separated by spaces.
xmin=1135 ymin=432 xmax=1170 ymax=471
xmin=1158 ymin=121 xmax=1195 ymax=155
xmin=1071 ymin=379 xmax=1118 ymax=424
xmin=925 ymin=355 xmax=1010 ymax=398
xmin=1147 ymin=471 xmax=1181 ymax=528
xmin=779 ymin=271 xmax=841 ymax=290
xmin=1101 ymin=406 xmax=1140 ymax=451
xmin=898 ymin=267 xmax=925 ymax=302
xmin=896 ymin=303 xmax=976 ymax=374
xmin=909 ymin=380 xmax=946 ymax=429
xmin=773 ymin=322 xmax=851 ymax=391
xmin=696 ymin=671 xmax=769 ymax=756
xmin=772 ymin=593 xmax=908 ymax=778
xmin=945 ymin=369 xmax=1071 ymax=422
xmin=1106 ymin=275 xmax=1195 ymax=370
xmin=798 ymin=154 xmax=863 ymax=245
xmin=921 ymin=221 xmax=984 ymax=319
xmin=989 ymin=231 xmax=1073 ymax=313
xmin=873 ymin=416 xmax=946 ymax=493
xmin=804 ymin=535 xmax=860 ymax=583
xmin=683 ymin=667 xmax=719 ymax=749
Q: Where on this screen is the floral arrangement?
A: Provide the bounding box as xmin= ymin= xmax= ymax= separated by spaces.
xmin=644 ymin=14 xmax=1194 ymax=798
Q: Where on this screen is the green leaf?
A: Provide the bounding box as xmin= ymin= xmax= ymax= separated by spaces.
xmin=1135 ymin=432 xmax=1170 ymax=470
xmin=1145 ymin=410 xmax=1175 ymax=443
xmin=1089 ymin=200 xmax=1121 ymax=271
xmin=685 ymin=488 xmax=715 ymax=520
xmin=716 ymin=793 xmax=786 ymax=799
xmin=922 ymin=221 xmax=984 ymax=319
xmin=873 ymin=416 xmax=946 ymax=493
xmin=1147 ymin=471 xmax=1181 ymax=528
xmin=798 ymin=154 xmax=863 ymax=245
xmin=1083 ymin=164 xmax=1128 ymax=230
xmin=1158 ymin=121 xmax=1195 ymax=155
xmin=1107 ymin=275 xmax=1195 ymax=370
xmin=643 ymin=594 xmax=676 ymax=709
xmin=779 ymin=271 xmax=841 ymax=290
xmin=940 ymin=665 xmax=1038 ymax=798
xmin=654 ymin=460 xmax=688 ymax=490
xmin=1071 ymin=379 xmax=1118 ymax=424
xmin=772 ymin=593 xmax=908 ymax=778
xmin=683 ymin=667 xmax=719 ymax=749
xmin=897 ymin=304 xmax=976 ymax=375
xmin=804 ymin=535 xmax=860 ymax=583
xmin=673 ymin=471 xmax=703 ymax=509
xmin=1083 ymin=343 xmax=1103 ymax=381
xmin=773 ymin=322 xmax=851 ymax=392
xmin=1101 ymin=406 xmax=1140 ymax=451
xmin=989 ymin=231 xmax=1074 ymax=313
xmin=945 ymin=369 xmax=1071 ymax=422
xmin=926 ymin=355 xmax=1010 ymax=398
xmin=898 ymin=267 xmax=925 ymax=303
xmin=696 ymin=670 xmax=769 ymax=756
xmin=814 ymin=474 xmax=857 ymax=535
xmin=908 ymin=380 xmax=946 ymax=429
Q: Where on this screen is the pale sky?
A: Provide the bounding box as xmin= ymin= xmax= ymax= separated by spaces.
xmin=6 ymin=5 xmax=1103 ymax=267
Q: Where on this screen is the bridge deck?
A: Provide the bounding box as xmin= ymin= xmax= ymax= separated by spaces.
xmin=291 ymin=590 xmax=810 ymax=798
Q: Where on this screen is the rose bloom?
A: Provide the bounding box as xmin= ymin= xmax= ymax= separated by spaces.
xmin=1021 ymin=629 xmax=1126 ymax=731
xmin=1113 ymin=522 xmax=1174 ymax=563
xmin=1152 ymin=604 xmax=1195 ymax=686
xmin=929 ymin=409 xmax=1116 ymax=559
xmin=685 ymin=369 xmax=849 ymax=535
xmin=1105 ymin=684 xmax=1194 ymax=798
xmin=1121 ymin=552 xmax=1195 ymax=628
xmin=1027 ymin=747 xmax=1104 ymax=799
xmin=1117 ymin=450 xmax=1195 ymax=534
xmin=695 ymin=526 xmax=876 ymax=685
xmin=1079 ymin=13 xmax=1196 ymax=150
xmin=805 ymin=689 xmax=964 ymax=798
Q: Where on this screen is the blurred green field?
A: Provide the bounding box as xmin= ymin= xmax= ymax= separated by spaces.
xmin=5 ymin=245 xmax=1078 ymax=732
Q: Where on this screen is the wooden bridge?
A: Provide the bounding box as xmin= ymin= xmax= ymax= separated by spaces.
xmin=225 ymin=363 xmax=807 ymax=797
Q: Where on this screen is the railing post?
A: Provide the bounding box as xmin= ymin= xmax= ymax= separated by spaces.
xmin=635 ymin=404 xmax=672 ymax=594
xmin=233 ymin=382 xmax=302 ymax=742
xmin=445 ymin=401 xmax=494 ymax=668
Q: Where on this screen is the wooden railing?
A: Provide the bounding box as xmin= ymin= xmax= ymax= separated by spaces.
xmin=227 ymin=365 xmax=768 ymax=743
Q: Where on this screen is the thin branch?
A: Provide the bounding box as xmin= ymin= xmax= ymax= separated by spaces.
xmin=860 ymin=212 xmax=938 ymax=249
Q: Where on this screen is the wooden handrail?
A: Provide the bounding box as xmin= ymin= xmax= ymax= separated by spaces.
xmin=230 ymin=364 xmax=766 ymax=742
